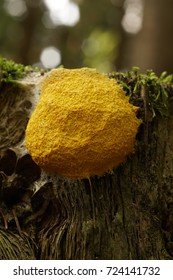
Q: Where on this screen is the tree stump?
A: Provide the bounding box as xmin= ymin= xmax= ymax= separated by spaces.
xmin=0 ymin=60 xmax=173 ymax=260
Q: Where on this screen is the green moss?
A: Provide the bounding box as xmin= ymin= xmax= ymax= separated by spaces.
xmin=0 ymin=57 xmax=46 ymax=84
xmin=0 ymin=58 xmax=29 ymax=83
xmin=0 ymin=58 xmax=172 ymax=119
xmin=110 ymin=67 xmax=173 ymax=119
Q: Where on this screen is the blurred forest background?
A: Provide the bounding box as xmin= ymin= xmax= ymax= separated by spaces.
xmin=0 ymin=0 xmax=173 ymax=74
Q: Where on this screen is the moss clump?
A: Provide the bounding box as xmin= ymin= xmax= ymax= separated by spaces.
xmin=111 ymin=67 xmax=173 ymax=119
xmin=0 ymin=58 xmax=46 ymax=85
xmin=26 ymin=67 xmax=141 ymax=179
xmin=0 ymin=58 xmax=30 ymax=84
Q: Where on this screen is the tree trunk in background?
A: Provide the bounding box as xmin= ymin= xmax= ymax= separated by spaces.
xmin=119 ymin=0 xmax=173 ymax=74
xmin=0 ymin=70 xmax=173 ymax=260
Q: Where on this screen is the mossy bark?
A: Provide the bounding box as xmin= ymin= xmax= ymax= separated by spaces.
xmin=0 ymin=64 xmax=173 ymax=260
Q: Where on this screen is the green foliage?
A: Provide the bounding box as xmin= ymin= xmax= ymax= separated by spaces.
xmin=112 ymin=67 xmax=173 ymax=119
xmin=82 ymin=29 xmax=119 ymax=72
xmin=0 ymin=0 xmax=122 ymax=71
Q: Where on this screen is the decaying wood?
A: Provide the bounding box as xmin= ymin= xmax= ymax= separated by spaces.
xmin=0 ymin=71 xmax=173 ymax=260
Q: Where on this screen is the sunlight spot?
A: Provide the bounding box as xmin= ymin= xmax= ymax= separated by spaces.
xmin=40 ymin=47 xmax=61 ymax=69
xmin=4 ymin=0 xmax=27 ymax=18
xmin=121 ymin=0 xmax=143 ymax=34
xmin=43 ymin=0 xmax=80 ymax=27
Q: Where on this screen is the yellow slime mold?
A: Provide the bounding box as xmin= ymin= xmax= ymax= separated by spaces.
xmin=26 ymin=68 xmax=141 ymax=179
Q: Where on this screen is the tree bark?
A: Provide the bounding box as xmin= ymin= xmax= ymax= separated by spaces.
xmin=0 ymin=67 xmax=173 ymax=260
xmin=36 ymin=115 xmax=173 ymax=260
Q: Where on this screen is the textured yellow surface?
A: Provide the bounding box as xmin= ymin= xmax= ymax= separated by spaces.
xmin=26 ymin=68 xmax=141 ymax=179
